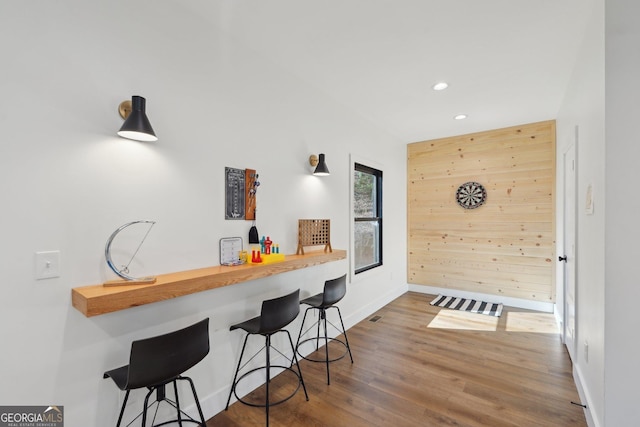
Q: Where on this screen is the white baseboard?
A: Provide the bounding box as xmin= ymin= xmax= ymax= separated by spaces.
xmin=573 ymin=364 xmax=599 ymax=427
xmin=553 ymin=304 xmax=563 ymax=329
xmin=408 ymin=284 xmax=555 ymax=312
xmin=343 ymin=284 xmax=407 ymax=329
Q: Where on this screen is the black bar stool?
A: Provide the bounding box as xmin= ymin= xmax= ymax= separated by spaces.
xmin=103 ymin=318 xmax=210 ymax=427
xmin=295 ymin=274 xmax=353 ymax=385
xmin=226 ymin=289 xmax=308 ymax=426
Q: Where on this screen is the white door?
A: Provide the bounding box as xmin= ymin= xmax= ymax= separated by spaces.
xmin=562 ymin=139 xmax=577 ymax=362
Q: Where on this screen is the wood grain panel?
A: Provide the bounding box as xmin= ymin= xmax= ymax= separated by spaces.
xmin=407 ymin=121 xmax=556 ymax=302
xmin=71 ymin=250 xmax=346 ymax=317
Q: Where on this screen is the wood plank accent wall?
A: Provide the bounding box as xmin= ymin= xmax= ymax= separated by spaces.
xmin=407 ymin=121 xmax=556 ymax=302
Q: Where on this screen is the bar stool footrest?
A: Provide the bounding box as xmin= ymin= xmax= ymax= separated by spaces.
xmin=296 ymin=337 xmax=349 ymax=363
xmin=232 ymin=365 xmax=304 ymax=408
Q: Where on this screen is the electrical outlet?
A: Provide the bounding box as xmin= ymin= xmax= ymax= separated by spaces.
xmin=35 ymin=251 xmax=61 ymax=280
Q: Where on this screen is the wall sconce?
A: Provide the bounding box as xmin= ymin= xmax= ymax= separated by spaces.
xmin=117 ymin=95 xmax=157 ymax=142
xmin=309 ymin=153 xmax=330 ymax=176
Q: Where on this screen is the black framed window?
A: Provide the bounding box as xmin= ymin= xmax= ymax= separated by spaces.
xmin=353 ymin=163 xmax=382 ymax=274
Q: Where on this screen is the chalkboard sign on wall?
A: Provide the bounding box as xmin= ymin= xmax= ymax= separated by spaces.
xmin=225 ymin=167 xmax=246 ymax=219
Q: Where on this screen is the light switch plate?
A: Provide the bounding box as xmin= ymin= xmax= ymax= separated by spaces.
xmin=35 ymin=251 xmax=61 ymax=280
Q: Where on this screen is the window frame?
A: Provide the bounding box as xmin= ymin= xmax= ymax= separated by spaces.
xmin=351 ymin=159 xmax=383 ymax=275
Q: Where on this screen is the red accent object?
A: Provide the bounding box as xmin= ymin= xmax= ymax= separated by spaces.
xmin=264 ymin=236 xmax=272 ymax=255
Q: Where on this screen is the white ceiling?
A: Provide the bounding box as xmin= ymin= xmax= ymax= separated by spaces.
xmin=195 ymin=0 xmax=597 ymax=144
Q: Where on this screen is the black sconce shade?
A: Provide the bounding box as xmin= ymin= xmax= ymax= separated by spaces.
xmin=117 ymin=95 xmax=157 ymax=142
xmin=313 ymin=153 xmax=330 ymax=176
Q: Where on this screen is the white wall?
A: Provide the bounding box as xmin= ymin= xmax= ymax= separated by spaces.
xmin=556 ymin=1 xmax=605 ymax=426
xmin=604 ymin=0 xmax=640 ymax=425
xmin=557 ymin=1 xmax=640 ymax=426
xmin=0 ymin=2 xmax=407 ymax=425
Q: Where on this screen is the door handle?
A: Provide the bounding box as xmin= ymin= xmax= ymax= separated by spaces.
xmin=558 ymin=255 xmax=567 ymax=262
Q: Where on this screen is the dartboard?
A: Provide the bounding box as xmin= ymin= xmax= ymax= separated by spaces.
xmin=456 ymin=182 xmax=487 ymax=209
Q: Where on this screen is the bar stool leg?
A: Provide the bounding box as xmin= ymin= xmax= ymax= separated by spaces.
xmin=226 ymin=333 xmax=250 ymax=410
xmin=115 ymin=390 xmax=130 ymax=427
xmin=315 ymin=309 xmax=322 ymax=350
xmin=286 ymin=330 xmax=309 ymax=401
xmin=142 ymin=387 xmax=155 ymax=427
xmin=172 ymin=380 xmax=183 ymax=427
xmin=265 ymin=334 xmax=271 ymax=427
xmin=183 ymin=376 xmax=207 ymax=426
xmin=321 ymin=308 xmax=331 ymax=385
xmin=334 ymin=306 xmax=354 ymax=363
xmin=295 ymin=308 xmax=311 ymax=356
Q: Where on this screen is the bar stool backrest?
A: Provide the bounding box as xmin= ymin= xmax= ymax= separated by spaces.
xmin=126 ymin=318 xmax=210 ymax=389
xmin=259 ymin=289 xmax=300 ymax=334
xmin=322 ymin=274 xmax=347 ymax=307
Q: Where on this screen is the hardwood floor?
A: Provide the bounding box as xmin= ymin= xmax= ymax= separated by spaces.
xmin=208 ymin=292 xmax=587 ymax=426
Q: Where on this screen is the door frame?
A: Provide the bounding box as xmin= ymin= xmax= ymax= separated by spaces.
xmin=560 ymin=128 xmax=578 ymax=362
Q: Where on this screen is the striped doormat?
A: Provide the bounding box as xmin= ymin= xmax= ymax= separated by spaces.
xmin=430 ymin=294 xmax=503 ymax=317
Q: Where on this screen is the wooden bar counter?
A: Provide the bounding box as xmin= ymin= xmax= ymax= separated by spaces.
xmin=72 ymin=249 xmax=346 ymax=317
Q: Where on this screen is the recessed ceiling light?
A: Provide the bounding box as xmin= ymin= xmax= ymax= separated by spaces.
xmin=432 ymin=82 xmax=449 ymax=91
xmin=454 ymin=114 xmax=467 ymax=120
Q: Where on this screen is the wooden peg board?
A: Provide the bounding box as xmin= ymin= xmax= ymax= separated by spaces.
xmin=296 ymin=219 xmax=332 ymax=255
xmin=245 ymin=169 xmax=257 ymax=220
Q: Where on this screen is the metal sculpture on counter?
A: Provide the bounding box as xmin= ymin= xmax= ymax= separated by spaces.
xmin=104 ymin=220 xmax=157 ymax=286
